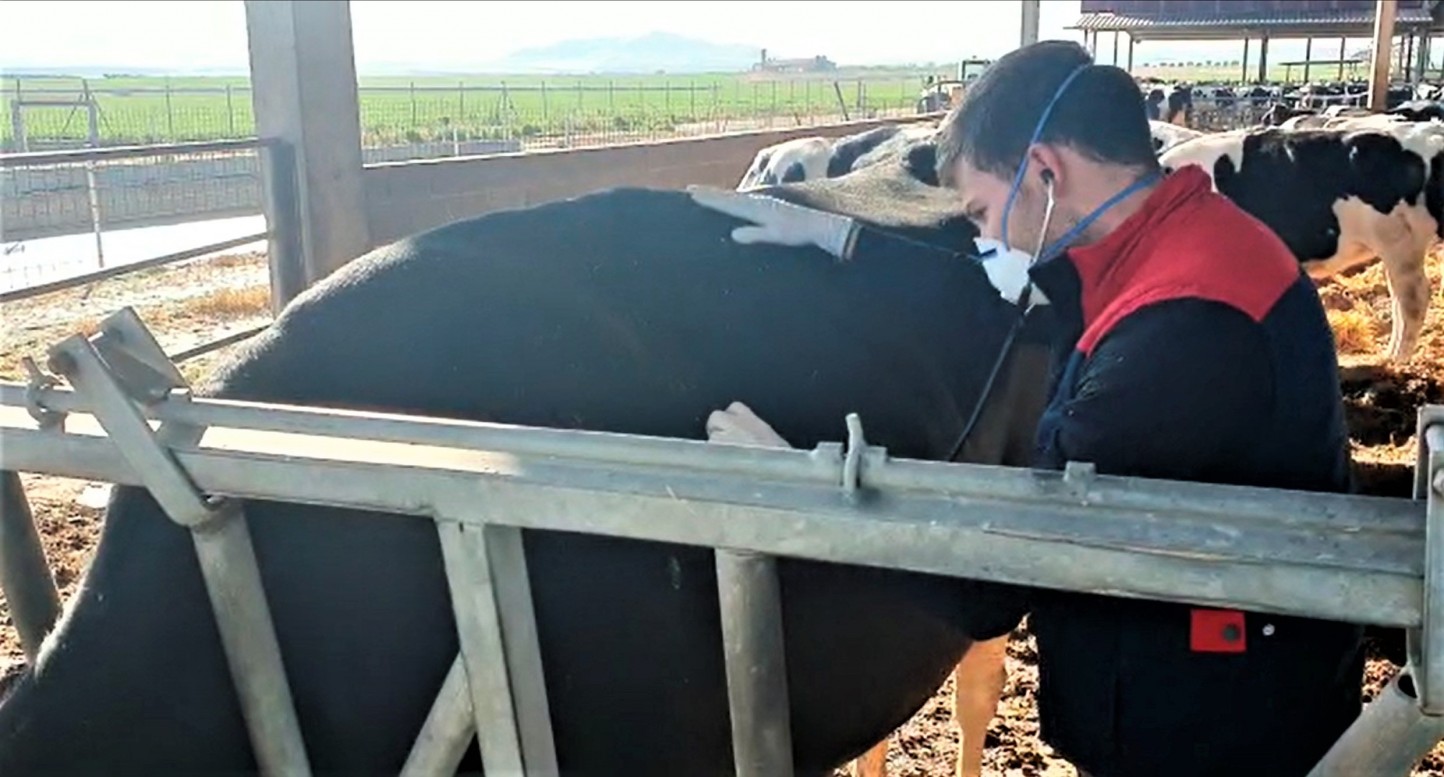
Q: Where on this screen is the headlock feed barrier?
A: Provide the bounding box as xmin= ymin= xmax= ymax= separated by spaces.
xmin=3 ymin=306 xmax=1444 ymax=776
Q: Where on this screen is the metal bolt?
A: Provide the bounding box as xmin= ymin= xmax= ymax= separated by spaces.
xmin=1262 ymin=624 xmax=1275 ymax=637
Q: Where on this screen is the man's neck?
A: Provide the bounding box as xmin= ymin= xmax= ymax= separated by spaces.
xmin=1072 ymin=165 xmax=1161 ymax=245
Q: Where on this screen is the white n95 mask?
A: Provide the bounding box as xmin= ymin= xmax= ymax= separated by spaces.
xmin=973 ymin=237 xmax=1050 ymax=310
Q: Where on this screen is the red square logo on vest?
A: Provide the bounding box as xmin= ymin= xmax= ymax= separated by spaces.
xmin=1190 ymin=609 xmax=1246 ymax=653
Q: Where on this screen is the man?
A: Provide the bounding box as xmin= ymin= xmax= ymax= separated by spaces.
xmin=694 ymin=40 xmax=1364 ymax=777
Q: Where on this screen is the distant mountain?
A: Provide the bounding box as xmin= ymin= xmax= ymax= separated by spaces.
xmin=477 ymin=32 xmax=761 ymax=75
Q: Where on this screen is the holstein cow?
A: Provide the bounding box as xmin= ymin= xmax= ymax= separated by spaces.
xmin=1160 ymin=121 xmax=1444 ymax=363
xmin=1148 ymin=120 xmax=1204 ymax=155
xmin=737 ymin=135 xmax=834 ymax=189
xmin=737 ymin=123 xmax=939 ymax=190
xmin=0 ymin=152 xmax=1057 ymax=775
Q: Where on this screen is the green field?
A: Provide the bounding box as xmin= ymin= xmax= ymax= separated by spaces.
xmin=2 ymin=69 xmax=938 ymax=150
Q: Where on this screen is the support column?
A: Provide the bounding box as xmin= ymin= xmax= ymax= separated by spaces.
xmin=1304 ymin=37 xmax=1314 ymax=82
xmin=244 ymin=0 xmax=372 ymax=303
xmin=1113 ymin=31 xmax=1120 ymax=66
xmin=1242 ymin=37 xmax=1251 ymax=83
xmin=1370 ymin=0 xmax=1398 ymax=110
xmin=1258 ymin=34 xmax=1270 ymax=82
xmin=1126 ymin=35 xmax=1135 ymax=73
xmin=1020 ymin=0 xmax=1040 ymax=47
xmin=1340 ymin=36 xmax=1349 ymax=80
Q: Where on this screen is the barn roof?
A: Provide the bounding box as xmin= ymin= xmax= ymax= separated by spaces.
xmin=1071 ymin=1 xmax=1440 ymax=41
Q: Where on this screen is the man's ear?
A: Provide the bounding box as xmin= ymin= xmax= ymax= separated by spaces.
xmin=1027 ymin=144 xmax=1068 ymax=194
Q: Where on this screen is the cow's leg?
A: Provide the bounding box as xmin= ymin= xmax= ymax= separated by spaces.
xmin=952 ymin=634 xmax=1010 ymax=777
xmin=852 ymin=739 xmax=889 ymax=777
xmin=1379 ymin=243 xmax=1431 ymax=363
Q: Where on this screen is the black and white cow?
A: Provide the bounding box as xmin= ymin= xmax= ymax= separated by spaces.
xmin=1389 ymin=100 xmax=1444 ymax=123
xmin=1160 ymin=122 xmax=1444 ymax=362
xmin=0 ymin=152 xmax=1057 ymax=775
xmin=1144 ymin=83 xmax=1193 ymax=125
xmin=737 ymin=135 xmax=834 ymax=189
xmin=737 ymin=122 xmax=938 ymax=190
xmin=1148 ymin=120 xmax=1204 ymax=155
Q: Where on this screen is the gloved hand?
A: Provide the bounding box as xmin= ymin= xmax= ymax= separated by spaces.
xmin=687 ymin=185 xmax=860 ymax=261
xmin=704 ymin=401 xmax=792 ymax=449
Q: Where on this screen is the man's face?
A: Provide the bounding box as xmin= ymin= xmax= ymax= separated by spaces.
xmin=951 ymin=157 xmax=1054 ymax=254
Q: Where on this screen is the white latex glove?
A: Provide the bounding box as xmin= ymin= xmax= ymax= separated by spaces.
xmin=705 ymin=401 xmax=792 ymax=449
xmin=687 ymin=185 xmax=859 ymax=260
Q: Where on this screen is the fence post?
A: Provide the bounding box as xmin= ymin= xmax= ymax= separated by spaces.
xmin=165 ymin=77 xmax=175 ymax=138
xmin=8 ymin=80 xmax=25 ymax=152
xmin=541 ymin=80 xmax=548 ymax=123
xmin=410 ymin=81 xmax=418 ymax=128
xmin=0 ymin=470 xmax=60 ymax=663
xmin=226 ymin=84 xmax=237 ymax=136
xmin=458 ymin=81 xmax=466 ymax=128
xmin=82 ymin=80 xmax=105 ymax=268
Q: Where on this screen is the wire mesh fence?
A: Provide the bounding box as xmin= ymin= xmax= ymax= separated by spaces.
xmin=0 ymin=141 xmax=267 ymax=296
xmin=3 ymin=76 xmax=929 ymax=156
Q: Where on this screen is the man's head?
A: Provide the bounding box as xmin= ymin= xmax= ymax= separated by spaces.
xmin=937 ymin=41 xmax=1158 ymax=254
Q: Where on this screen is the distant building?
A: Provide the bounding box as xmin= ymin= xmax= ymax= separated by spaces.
xmin=753 ymin=49 xmax=837 ymax=73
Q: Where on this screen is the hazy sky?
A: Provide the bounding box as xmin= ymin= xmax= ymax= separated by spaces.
xmin=0 ymin=0 xmax=1360 ymax=72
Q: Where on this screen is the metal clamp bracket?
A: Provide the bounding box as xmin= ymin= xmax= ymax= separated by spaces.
xmin=44 ymin=307 xmax=312 ymax=776
xmin=47 ymin=308 xmax=216 ymax=529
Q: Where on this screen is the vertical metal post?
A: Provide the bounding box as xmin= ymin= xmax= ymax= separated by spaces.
xmin=9 ymin=81 xmax=26 ymax=152
xmin=1305 ymin=37 xmax=1314 ymax=82
xmin=1258 ymin=35 xmax=1270 ymax=83
xmin=1126 ymin=35 xmax=1135 ymax=73
xmin=1341 ymin=37 xmax=1349 ymax=81
xmin=0 ymin=470 xmax=60 ymax=663
xmin=715 ymin=550 xmax=794 ymax=777
xmin=1112 ymin=31 xmax=1120 ymax=66
xmin=1242 ymin=38 xmax=1251 ymax=83
xmin=259 ymin=140 xmax=306 ymax=313
xmin=81 ymin=81 xmax=105 ymax=268
xmin=1370 ymin=0 xmax=1398 ymax=110
xmin=227 ymin=84 xmax=237 ymax=137
xmin=1020 ymin=0 xmax=1040 ymax=47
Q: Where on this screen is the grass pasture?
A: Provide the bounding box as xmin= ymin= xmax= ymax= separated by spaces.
xmin=3 ymin=69 xmax=935 ymax=149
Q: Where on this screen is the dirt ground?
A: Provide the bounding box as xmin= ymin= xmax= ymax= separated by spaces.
xmin=2 ymin=247 xmax=1443 ymax=775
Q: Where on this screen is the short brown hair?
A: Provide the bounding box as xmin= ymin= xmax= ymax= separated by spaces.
xmin=936 ymin=41 xmax=1158 ymax=186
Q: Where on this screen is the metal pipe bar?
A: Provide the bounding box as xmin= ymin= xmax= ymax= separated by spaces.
xmin=171 ymin=326 xmax=270 ymax=364
xmin=3 ymin=383 xmax=1423 ymax=538
xmin=436 ymin=521 xmax=526 ymax=775
xmin=0 ymin=469 xmax=59 ymax=662
xmin=0 ymin=138 xmax=263 ymax=168
xmin=399 ymin=655 xmax=476 ymax=777
xmin=50 ymin=336 xmax=311 ymax=777
xmin=0 ymin=400 xmax=1424 ymax=629
xmin=0 ymin=233 xmax=270 ymax=305
xmin=716 ymin=551 xmax=795 ymax=777
xmin=1420 ymin=424 xmax=1444 ymax=713
xmin=1306 ymin=670 xmax=1444 ymax=777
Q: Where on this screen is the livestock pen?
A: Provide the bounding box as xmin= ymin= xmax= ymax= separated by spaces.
xmin=5 ymin=1 xmax=1444 ymax=774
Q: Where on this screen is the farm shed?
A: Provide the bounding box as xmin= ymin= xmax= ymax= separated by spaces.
xmin=1071 ymin=0 xmax=1444 ymax=82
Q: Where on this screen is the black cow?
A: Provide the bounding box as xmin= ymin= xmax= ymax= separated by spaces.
xmin=0 ymin=157 xmax=1055 ymax=775
xmin=1160 ymin=122 xmax=1444 ymax=363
